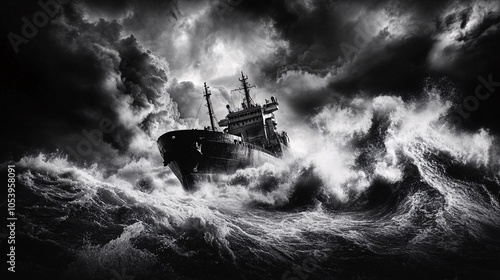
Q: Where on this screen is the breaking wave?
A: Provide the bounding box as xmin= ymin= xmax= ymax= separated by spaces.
xmin=7 ymin=88 xmax=500 ymax=280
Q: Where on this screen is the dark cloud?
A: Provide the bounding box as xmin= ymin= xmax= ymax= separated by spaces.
xmin=330 ymin=35 xmax=435 ymax=95
xmin=1 ymin=1 xmax=182 ymax=164
xmin=167 ymin=79 xmax=199 ymax=118
xmin=2 ymin=0 xmax=500 ymax=163
xmin=231 ymin=0 xmax=500 ymax=130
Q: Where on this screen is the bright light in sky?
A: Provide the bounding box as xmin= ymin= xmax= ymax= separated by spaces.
xmin=164 ymin=3 xmax=284 ymax=86
xmin=211 ymin=40 xmax=245 ymax=79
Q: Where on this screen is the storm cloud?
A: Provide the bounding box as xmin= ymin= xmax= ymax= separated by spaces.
xmin=2 ymin=0 xmax=500 ymax=163
xmin=1 ymin=1 xmax=184 ymax=166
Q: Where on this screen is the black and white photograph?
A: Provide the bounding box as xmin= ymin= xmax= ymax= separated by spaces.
xmin=1 ymin=0 xmax=500 ymax=279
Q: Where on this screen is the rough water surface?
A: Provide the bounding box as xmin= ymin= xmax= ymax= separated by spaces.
xmin=6 ymin=94 xmax=500 ymax=280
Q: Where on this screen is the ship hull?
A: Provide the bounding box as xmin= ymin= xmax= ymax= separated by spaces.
xmin=157 ymin=130 xmax=283 ymax=190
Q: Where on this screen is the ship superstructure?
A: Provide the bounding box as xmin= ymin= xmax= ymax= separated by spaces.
xmin=157 ymin=72 xmax=290 ymax=189
xmin=218 ymin=72 xmax=290 ymax=156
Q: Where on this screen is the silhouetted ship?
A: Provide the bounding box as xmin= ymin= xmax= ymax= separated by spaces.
xmin=157 ymin=72 xmax=290 ymax=189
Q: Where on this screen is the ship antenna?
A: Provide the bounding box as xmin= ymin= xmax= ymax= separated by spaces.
xmin=203 ymin=82 xmax=216 ymax=131
xmin=238 ymin=71 xmax=255 ymax=108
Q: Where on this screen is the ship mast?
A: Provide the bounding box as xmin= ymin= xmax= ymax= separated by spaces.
xmin=203 ymin=82 xmax=216 ymax=131
xmin=238 ymin=71 xmax=255 ymax=107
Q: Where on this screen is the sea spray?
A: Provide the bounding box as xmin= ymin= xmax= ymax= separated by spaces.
xmin=9 ymin=86 xmax=500 ymax=279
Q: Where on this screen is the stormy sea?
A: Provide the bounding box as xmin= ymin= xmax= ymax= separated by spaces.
xmin=6 ymin=93 xmax=500 ymax=280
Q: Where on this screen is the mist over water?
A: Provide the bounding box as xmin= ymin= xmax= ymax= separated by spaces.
xmin=8 ymin=88 xmax=500 ymax=280
xmin=2 ymin=0 xmax=500 ymax=278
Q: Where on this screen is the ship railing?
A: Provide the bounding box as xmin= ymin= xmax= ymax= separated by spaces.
xmin=238 ymin=139 xmax=275 ymax=156
xmin=204 ymin=130 xmax=274 ymax=156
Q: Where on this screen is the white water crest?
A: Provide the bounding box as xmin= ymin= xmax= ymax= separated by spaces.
xmin=12 ymin=85 xmax=500 ymax=279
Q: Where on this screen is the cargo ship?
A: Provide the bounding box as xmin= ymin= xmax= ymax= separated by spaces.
xmin=157 ymin=72 xmax=290 ymax=189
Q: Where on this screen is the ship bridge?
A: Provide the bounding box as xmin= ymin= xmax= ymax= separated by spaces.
xmin=218 ymin=72 xmax=289 ymax=154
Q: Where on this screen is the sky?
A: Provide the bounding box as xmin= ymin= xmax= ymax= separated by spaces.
xmin=1 ymin=0 xmax=500 ymax=165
